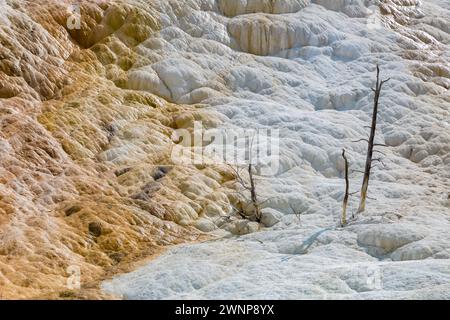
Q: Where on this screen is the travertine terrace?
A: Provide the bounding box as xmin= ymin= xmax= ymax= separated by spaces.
xmin=1 ymin=0 xmax=449 ymax=299
xmin=1 ymin=0 xmax=234 ymax=298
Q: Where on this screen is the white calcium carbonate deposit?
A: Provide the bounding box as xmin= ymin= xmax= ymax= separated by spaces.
xmin=102 ymin=0 xmax=450 ymax=299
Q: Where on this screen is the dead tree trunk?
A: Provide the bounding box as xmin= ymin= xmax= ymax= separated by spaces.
xmin=229 ymin=162 xmax=262 ymax=222
xmin=248 ymin=163 xmax=261 ymax=222
xmin=341 ymin=149 xmax=349 ymax=226
xmin=229 ymin=135 xmax=263 ymax=222
xmin=357 ymin=65 xmax=390 ymax=213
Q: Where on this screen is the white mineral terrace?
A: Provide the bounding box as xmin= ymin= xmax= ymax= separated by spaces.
xmin=0 ymin=0 xmax=448 ymax=300
xmin=100 ymin=0 xmax=450 ymax=299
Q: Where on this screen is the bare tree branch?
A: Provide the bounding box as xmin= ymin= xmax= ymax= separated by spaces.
xmin=372 ymin=158 xmax=386 ymax=166
xmin=371 ymin=164 xmax=384 ymax=170
xmin=228 ymin=133 xmax=262 ymax=223
xmin=257 ymin=196 xmax=276 ymax=206
xmin=373 ymin=150 xmax=387 ymax=156
xmin=352 ymin=138 xmax=369 ymax=143
xmin=289 ymin=204 xmax=302 ymax=223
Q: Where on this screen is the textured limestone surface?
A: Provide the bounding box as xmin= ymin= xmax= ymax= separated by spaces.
xmin=101 ymin=0 xmax=450 ymax=299
xmin=0 ymin=0 xmax=236 ymax=299
xmin=1 ymin=0 xmax=449 ymax=299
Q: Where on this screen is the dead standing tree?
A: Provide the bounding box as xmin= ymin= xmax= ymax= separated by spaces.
xmin=230 ymin=162 xmax=262 ymax=222
xmin=228 ymin=134 xmax=263 ymax=222
xmin=247 ymin=162 xmax=261 ymax=221
xmin=357 ymin=65 xmax=390 ymax=213
xmin=341 ymin=149 xmax=349 ymax=226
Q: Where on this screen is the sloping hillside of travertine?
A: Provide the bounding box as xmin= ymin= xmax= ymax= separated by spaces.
xmin=101 ymin=0 xmax=450 ymax=299
xmin=0 ymin=0 xmax=238 ymax=299
xmin=1 ymin=0 xmax=449 ymax=299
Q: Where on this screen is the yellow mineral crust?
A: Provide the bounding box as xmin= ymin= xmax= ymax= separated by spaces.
xmin=0 ymin=0 xmax=233 ymax=298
